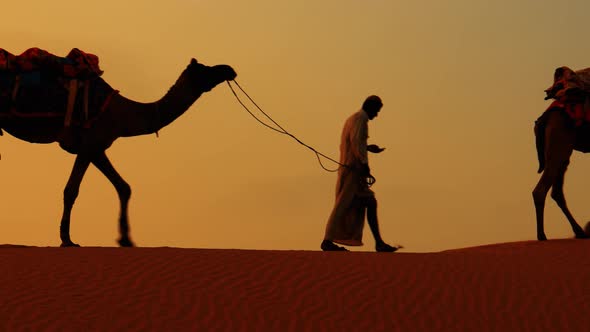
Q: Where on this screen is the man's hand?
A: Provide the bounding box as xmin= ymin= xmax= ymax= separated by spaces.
xmin=367 ymin=144 xmax=385 ymax=153
xmin=358 ymin=164 xmax=376 ymax=186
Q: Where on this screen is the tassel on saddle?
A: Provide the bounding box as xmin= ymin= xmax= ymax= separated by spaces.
xmin=58 ymin=79 xmax=90 ymax=152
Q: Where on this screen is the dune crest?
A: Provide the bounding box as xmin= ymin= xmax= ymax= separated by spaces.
xmin=1 ymin=240 xmax=589 ymax=331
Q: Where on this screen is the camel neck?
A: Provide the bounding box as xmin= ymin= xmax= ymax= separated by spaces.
xmin=109 ymin=63 xmax=221 ymax=138
xmin=152 ymin=69 xmax=201 ymax=132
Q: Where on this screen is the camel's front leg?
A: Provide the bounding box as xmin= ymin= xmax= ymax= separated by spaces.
xmin=60 ymin=154 xmax=91 ymax=247
xmin=533 ymin=169 xmax=553 ymax=241
xmin=91 ymin=151 xmax=134 ymax=247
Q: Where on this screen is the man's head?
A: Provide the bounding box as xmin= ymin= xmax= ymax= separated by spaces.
xmin=362 ymin=95 xmax=382 ymax=120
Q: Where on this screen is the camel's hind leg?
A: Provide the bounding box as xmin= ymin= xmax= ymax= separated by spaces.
xmin=60 ymin=154 xmax=91 ymax=247
xmin=533 ymin=112 xmax=576 ymax=241
xmin=91 ymin=151 xmax=134 ymax=247
xmin=533 ymin=151 xmax=574 ymax=241
xmin=550 ymin=164 xmax=588 ymax=238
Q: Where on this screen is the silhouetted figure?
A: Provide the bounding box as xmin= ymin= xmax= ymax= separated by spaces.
xmin=533 ymin=66 xmax=590 ymax=240
xmin=0 ymin=58 xmax=236 ymax=247
xmin=322 ymin=95 xmax=399 ymax=252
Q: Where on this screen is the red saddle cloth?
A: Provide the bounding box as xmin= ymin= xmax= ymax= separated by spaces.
xmin=0 ymin=47 xmax=114 ymax=125
xmin=545 ymin=66 xmax=590 ymax=126
xmin=0 ymin=47 xmax=103 ymax=79
xmin=546 ymin=100 xmax=590 ymax=126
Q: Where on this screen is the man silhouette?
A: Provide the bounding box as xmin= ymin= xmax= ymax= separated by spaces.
xmin=321 ymin=95 xmax=399 ymax=252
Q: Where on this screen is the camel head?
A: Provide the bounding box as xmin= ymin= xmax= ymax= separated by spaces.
xmin=186 ymin=58 xmax=237 ymax=92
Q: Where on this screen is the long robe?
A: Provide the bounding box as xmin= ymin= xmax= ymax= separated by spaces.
xmin=324 ymin=110 xmax=373 ymax=246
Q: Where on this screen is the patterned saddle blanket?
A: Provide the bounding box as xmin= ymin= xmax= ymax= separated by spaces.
xmin=544 ymin=66 xmax=590 ymax=126
xmin=0 ymin=48 xmax=113 ymax=125
xmin=0 ymin=47 xmax=102 ymax=78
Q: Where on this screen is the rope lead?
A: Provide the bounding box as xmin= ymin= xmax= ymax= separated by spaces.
xmin=226 ymin=80 xmax=347 ymax=172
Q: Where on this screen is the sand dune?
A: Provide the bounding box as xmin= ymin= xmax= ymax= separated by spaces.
xmin=1 ymin=240 xmax=590 ymax=331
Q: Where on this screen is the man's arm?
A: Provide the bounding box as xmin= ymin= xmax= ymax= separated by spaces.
xmin=353 ymin=120 xmax=372 ymax=177
xmin=354 ymin=120 xmax=369 ymax=164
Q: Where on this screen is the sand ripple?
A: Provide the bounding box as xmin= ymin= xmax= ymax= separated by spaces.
xmin=1 ymin=240 xmax=590 ymax=331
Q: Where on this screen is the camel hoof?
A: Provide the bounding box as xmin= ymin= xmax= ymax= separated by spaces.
xmin=575 ymin=232 xmax=589 ymax=239
xmin=117 ymin=238 xmax=135 ymax=247
xmin=60 ymin=241 xmax=80 ymax=247
xmin=537 ymin=234 xmax=548 ymax=241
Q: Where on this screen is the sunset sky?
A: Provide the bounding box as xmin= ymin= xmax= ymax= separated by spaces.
xmin=1 ymin=0 xmax=590 ymax=252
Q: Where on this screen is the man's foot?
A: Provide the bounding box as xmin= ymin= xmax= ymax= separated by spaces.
xmin=321 ymin=240 xmax=348 ymax=251
xmin=376 ymin=242 xmax=401 ymax=252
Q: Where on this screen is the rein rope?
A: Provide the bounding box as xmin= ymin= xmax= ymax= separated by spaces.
xmin=226 ymin=80 xmax=348 ymax=172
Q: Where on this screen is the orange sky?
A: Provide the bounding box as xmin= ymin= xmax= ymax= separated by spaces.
xmin=1 ymin=0 xmax=590 ymax=251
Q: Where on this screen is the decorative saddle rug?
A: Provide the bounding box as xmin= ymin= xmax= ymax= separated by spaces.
xmin=0 ymin=47 xmax=102 ymax=78
xmin=544 ymin=66 xmax=590 ymax=126
xmin=0 ymin=48 xmax=115 ymax=127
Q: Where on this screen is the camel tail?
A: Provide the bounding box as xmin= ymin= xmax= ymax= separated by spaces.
xmin=534 ymin=116 xmax=546 ymax=174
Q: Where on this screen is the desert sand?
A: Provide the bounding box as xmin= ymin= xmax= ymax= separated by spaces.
xmin=1 ymin=239 xmax=590 ymax=331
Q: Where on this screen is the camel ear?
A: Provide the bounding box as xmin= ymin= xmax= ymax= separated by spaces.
xmin=191 ymin=58 xmax=198 ymax=65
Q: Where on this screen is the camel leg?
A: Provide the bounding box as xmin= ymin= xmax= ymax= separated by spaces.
xmin=533 ymin=168 xmax=555 ymax=241
xmin=91 ymin=151 xmax=134 ymax=247
xmin=550 ymin=164 xmax=589 ymax=238
xmin=60 ymin=154 xmax=91 ymax=247
xmin=533 ymin=112 xmax=575 ymax=241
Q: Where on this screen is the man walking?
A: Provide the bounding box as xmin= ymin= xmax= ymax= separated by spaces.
xmin=321 ymin=95 xmax=399 ymax=252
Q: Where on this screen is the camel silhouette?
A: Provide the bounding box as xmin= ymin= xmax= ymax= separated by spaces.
xmin=533 ymin=107 xmax=590 ymax=241
xmin=0 ymin=58 xmax=236 ymax=247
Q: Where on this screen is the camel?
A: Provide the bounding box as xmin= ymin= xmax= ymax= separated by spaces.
xmin=0 ymin=58 xmax=236 ymax=247
xmin=533 ymin=106 xmax=590 ymax=241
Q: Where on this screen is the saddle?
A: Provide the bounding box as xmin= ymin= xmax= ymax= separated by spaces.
xmin=0 ymin=48 xmax=116 ymax=151
xmin=0 ymin=47 xmax=102 ymax=77
xmin=0 ymin=47 xmax=105 ymax=126
xmin=544 ymin=66 xmax=590 ymax=126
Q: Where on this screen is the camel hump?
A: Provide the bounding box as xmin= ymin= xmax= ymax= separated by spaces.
xmin=0 ymin=47 xmax=103 ymax=79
